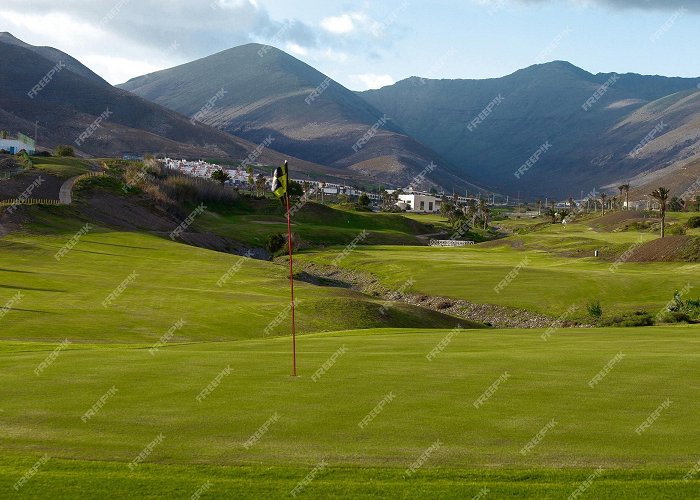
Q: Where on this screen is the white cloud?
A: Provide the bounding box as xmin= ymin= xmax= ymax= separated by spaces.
xmin=320 ymin=13 xmax=357 ymax=34
xmin=81 ymin=55 xmax=165 ymax=85
xmin=351 ymin=73 xmax=395 ymax=90
xmin=472 ymin=0 xmax=700 ymax=11
xmin=319 ymin=11 xmax=388 ymax=37
xmin=285 ymin=42 xmax=308 ymax=56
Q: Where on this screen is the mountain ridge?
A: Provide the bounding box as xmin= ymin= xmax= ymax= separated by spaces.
xmin=118 ymin=43 xmax=484 ymax=192
xmin=360 ymin=61 xmax=700 ymax=197
xmin=0 ymin=35 xmax=360 ymax=184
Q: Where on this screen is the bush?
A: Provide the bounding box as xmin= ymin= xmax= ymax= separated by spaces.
xmin=666 ymin=224 xmax=686 ymax=236
xmin=33 ymin=150 xmax=51 ymax=157
xmin=56 ymin=145 xmax=74 ymax=157
xmin=288 ymin=181 xmax=303 ymax=198
xmin=587 ymin=300 xmax=603 ymax=321
xmin=687 ymin=216 xmax=700 ymax=229
xmin=154 ymin=173 xmax=238 ymax=206
xmin=657 ymin=311 xmax=693 ymax=324
xmin=604 ymin=311 xmax=653 ymax=327
xmin=265 ymin=233 xmax=286 ymax=254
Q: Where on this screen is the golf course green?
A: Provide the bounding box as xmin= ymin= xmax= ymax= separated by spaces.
xmin=2 ymin=204 xmax=699 ymax=497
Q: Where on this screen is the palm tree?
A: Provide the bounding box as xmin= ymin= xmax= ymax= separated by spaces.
xmin=650 ymin=187 xmax=670 ymax=238
xmin=467 ymin=200 xmax=478 ymax=226
xmin=611 ymin=196 xmax=618 ymax=211
xmin=619 ymin=184 xmax=630 ymax=210
xmin=600 ymin=193 xmax=607 ymax=216
xmin=568 ymin=197 xmax=575 ymax=210
xmin=482 ymin=206 xmax=491 ymax=230
xmin=246 ymin=167 xmax=254 ymax=193
xmin=255 ymin=174 xmax=266 ymax=197
xmin=478 ymin=198 xmax=489 ymax=229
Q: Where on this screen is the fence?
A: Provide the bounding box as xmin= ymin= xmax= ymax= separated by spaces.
xmin=429 ymin=239 xmax=475 ymax=247
xmin=76 ymin=172 xmax=104 ymax=181
xmin=0 ymin=198 xmax=61 ymax=207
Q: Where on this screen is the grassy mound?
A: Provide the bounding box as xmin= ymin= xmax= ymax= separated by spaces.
xmin=627 ymin=235 xmax=700 ymax=262
xmin=0 ymin=219 xmax=464 ymax=344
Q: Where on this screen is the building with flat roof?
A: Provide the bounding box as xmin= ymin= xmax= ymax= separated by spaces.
xmin=397 ymin=192 xmax=441 ymax=213
xmin=0 ymin=134 xmax=36 ymax=155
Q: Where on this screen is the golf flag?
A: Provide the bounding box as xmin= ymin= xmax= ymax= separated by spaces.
xmin=272 ymin=159 xmax=297 ymax=376
xmin=272 ymin=161 xmax=288 ymax=198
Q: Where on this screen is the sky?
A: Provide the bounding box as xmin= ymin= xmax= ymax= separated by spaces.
xmin=0 ymin=0 xmax=697 ymax=90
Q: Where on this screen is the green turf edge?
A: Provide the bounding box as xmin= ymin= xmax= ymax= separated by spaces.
xmin=2 ymin=456 xmax=697 ymax=499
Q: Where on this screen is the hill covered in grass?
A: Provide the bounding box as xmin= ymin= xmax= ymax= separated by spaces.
xmin=0 ymin=214 xmax=470 ymax=345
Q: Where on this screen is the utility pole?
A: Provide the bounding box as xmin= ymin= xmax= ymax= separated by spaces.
xmin=34 ymin=121 xmax=38 ymax=143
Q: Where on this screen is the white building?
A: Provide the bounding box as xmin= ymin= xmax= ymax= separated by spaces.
xmin=0 ymin=137 xmax=35 ymax=154
xmin=398 ymin=193 xmax=441 ymax=213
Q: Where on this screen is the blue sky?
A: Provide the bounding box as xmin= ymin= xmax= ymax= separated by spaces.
xmin=0 ymin=0 xmax=697 ymax=89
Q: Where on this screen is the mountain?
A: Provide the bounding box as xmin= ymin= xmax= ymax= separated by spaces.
xmin=0 ymin=35 xmax=351 ymax=182
xmin=0 ymin=32 xmax=107 ymax=85
xmin=118 ymin=44 xmax=482 ymax=192
xmin=617 ymin=91 xmax=700 ymax=198
xmin=360 ymin=62 xmax=700 ymax=198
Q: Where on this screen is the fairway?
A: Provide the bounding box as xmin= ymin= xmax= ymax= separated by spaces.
xmin=2 ymin=213 xmax=700 ymax=497
xmin=0 ymin=215 xmax=463 ymax=344
xmin=1 ymin=327 xmax=699 ymax=497
xmin=296 ymin=220 xmax=699 ymax=319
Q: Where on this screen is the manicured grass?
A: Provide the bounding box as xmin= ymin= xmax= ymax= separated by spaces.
xmin=296 ymin=221 xmax=699 ymax=319
xmin=0 ymin=220 xmax=462 ymax=344
xmin=4 ymin=206 xmax=700 ymax=497
xmin=30 ymin=157 xmax=94 ymax=178
xmin=198 ymin=203 xmax=434 ymax=247
xmin=1 ymin=327 xmax=699 ymax=496
xmin=2 ymin=458 xmax=697 ymax=498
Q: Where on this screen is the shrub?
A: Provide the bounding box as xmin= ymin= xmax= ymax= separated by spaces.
xmin=155 ymin=173 xmax=238 ymax=206
xmin=33 ymin=150 xmax=51 ymax=157
xmin=666 ymin=224 xmax=686 ymax=236
xmin=358 ymin=193 xmax=371 ymax=208
xmin=211 ymin=169 xmax=231 ymax=186
xmin=265 ymin=233 xmax=286 ymax=254
xmin=657 ymin=311 xmax=693 ymax=324
xmin=56 ymin=145 xmax=74 ymax=157
xmin=288 ymin=181 xmax=303 ymax=198
xmin=687 ymin=216 xmax=700 ymax=229
xmin=587 ymin=300 xmax=603 ymax=321
xmin=604 ymin=311 xmax=653 ymax=327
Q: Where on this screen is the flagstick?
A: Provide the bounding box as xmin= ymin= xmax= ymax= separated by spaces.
xmin=285 ymin=193 xmax=297 ymax=377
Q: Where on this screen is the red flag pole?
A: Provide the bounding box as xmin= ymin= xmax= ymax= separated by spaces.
xmin=285 ymin=192 xmax=297 ymax=377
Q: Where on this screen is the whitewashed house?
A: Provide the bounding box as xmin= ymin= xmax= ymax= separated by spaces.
xmin=0 ymin=135 xmax=35 ymax=154
xmin=398 ymin=192 xmax=441 ymax=213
